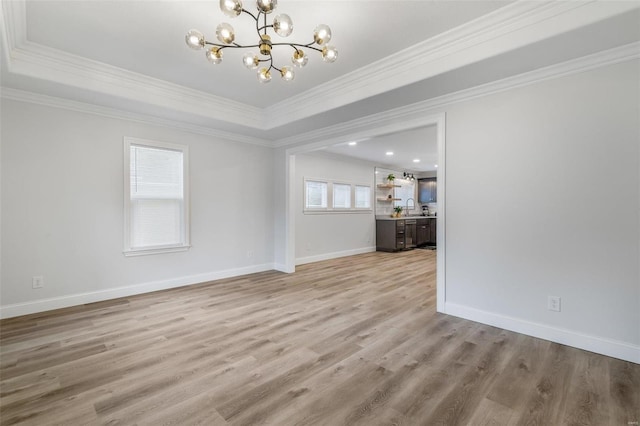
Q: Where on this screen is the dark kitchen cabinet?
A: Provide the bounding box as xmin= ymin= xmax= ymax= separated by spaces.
xmin=418 ymin=178 xmax=437 ymax=203
xmin=416 ymin=218 xmax=429 ymax=246
xmin=376 ymin=220 xmax=407 ymax=252
xmin=428 ymin=218 xmax=437 ymax=245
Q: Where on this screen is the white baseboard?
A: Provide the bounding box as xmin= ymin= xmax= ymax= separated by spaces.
xmin=0 ymin=263 xmax=275 ymax=319
xmin=295 ymin=246 xmax=376 ymax=266
xmin=445 ymin=302 xmax=640 ymax=364
xmin=273 ymin=263 xmax=294 ymax=273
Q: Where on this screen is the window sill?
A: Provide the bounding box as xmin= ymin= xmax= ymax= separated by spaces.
xmin=123 ymin=245 xmax=191 ymax=257
xmin=303 ymin=209 xmax=373 ymax=215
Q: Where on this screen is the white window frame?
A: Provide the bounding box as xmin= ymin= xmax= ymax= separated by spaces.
xmin=303 ymin=177 xmax=372 ymax=214
xmin=332 ymin=182 xmax=352 ymax=209
xmin=354 ymin=184 xmax=372 ymax=209
xmin=304 ymin=179 xmax=329 ymax=210
xmin=123 ymin=137 xmax=190 ymax=256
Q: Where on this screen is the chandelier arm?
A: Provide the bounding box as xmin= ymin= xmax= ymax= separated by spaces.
xmin=274 ymin=42 xmax=323 ymax=53
xmin=241 ymin=8 xmax=258 ymax=21
xmin=255 ymin=11 xmax=262 ymax=38
xmin=264 ymin=54 xmax=279 ymax=73
xmin=204 ymin=41 xmax=261 ymax=49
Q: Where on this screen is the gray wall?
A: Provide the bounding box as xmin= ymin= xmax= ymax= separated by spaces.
xmin=294 ymin=152 xmax=376 ymax=263
xmin=1 ymin=100 xmax=275 ymax=315
xmin=443 ymin=60 xmax=639 ymax=348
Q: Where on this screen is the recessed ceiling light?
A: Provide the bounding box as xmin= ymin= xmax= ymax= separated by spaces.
xmin=386 ymin=151 xmax=394 ymax=156
xmin=413 ymin=159 xmax=420 ymax=163
xmin=434 ymin=164 xmax=438 ymax=168
xmin=348 ymin=141 xmax=357 ymax=146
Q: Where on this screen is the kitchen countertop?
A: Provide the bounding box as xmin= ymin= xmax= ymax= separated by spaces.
xmin=376 ymin=215 xmax=437 ymax=221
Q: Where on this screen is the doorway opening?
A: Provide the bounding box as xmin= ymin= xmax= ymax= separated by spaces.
xmin=282 ymin=112 xmax=446 ymax=312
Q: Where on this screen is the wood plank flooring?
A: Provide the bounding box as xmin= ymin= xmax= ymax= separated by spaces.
xmin=1 ymin=250 xmax=638 ymax=425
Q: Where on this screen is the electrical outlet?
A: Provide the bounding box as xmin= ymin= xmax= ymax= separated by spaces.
xmin=547 ymin=296 xmax=561 ymax=312
xmin=32 ymin=276 xmax=44 ymax=289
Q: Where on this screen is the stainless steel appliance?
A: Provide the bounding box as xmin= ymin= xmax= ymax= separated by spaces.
xmin=404 ymin=219 xmax=417 ymax=249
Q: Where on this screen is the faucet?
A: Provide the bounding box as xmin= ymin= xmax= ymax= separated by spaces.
xmin=405 ymin=198 xmax=414 ymax=216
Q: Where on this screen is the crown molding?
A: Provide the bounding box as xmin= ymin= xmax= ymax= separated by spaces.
xmin=4 ymin=41 xmax=636 ymax=150
xmin=266 ymin=0 xmax=640 ymax=129
xmin=6 ymin=41 xmax=266 ymax=130
xmin=3 ymin=0 xmax=638 ymax=134
xmin=0 ymin=0 xmax=25 ymax=53
xmin=0 ymin=0 xmax=265 ymax=130
xmin=0 ymin=87 xmax=272 ymax=147
xmin=2 ymin=0 xmax=638 ymax=143
xmin=273 ymin=41 xmax=640 ymax=149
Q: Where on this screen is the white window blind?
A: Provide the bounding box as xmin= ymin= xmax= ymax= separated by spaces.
xmin=303 ymin=178 xmax=372 ymax=213
xmin=333 ymin=183 xmax=351 ymax=208
xmin=355 ymin=185 xmax=371 ymax=209
xmin=305 ymin=180 xmax=328 ymax=208
xmin=124 ymin=138 xmax=190 ymax=256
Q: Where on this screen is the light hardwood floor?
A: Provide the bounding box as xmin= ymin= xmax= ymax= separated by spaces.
xmin=1 ymin=250 xmax=638 ymax=425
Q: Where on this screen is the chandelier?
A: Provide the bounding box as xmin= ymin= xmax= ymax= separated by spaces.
xmin=185 ymin=0 xmax=338 ymax=83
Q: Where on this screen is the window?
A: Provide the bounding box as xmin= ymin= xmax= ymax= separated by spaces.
xmin=305 ymin=180 xmax=328 ymax=209
xmin=124 ymin=137 xmax=190 ymax=256
xmin=355 ymin=185 xmax=371 ymax=209
xmin=333 ymin=183 xmax=351 ymax=209
xmin=304 ymin=178 xmax=371 ymax=213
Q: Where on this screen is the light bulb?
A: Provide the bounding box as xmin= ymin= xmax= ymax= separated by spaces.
xmin=242 ymin=52 xmax=259 ymax=69
xmin=206 ymin=47 xmax=223 ymax=64
xmin=257 ymin=67 xmax=272 ymax=83
xmin=216 ymin=23 xmax=235 ymax=44
xmin=273 ymin=14 xmax=293 ymax=37
xmin=256 ymin=0 xmax=277 ymax=14
xmin=314 ymin=24 xmax=331 ymax=45
xmin=280 ymin=66 xmax=295 ymax=82
xmin=185 ymin=29 xmax=205 ymax=50
xmin=220 ymin=0 xmax=242 ymax=17
xmin=291 ymin=49 xmax=308 ymax=68
xmin=322 ymin=45 xmax=338 ymax=63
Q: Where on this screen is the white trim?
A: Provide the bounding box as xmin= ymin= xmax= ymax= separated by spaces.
xmin=273 ymin=263 xmax=291 ymax=273
xmin=2 ymin=0 xmax=638 ymax=131
xmin=123 ymin=245 xmax=191 ymax=257
xmin=123 ymin=137 xmax=191 ymax=255
xmin=303 ymin=210 xmax=372 ymax=216
xmin=0 ymin=263 xmax=275 ymax=320
xmin=445 ymin=303 xmax=640 ymax=364
xmin=434 ymin=114 xmax=446 ymax=314
xmin=0 ymin=88 xmax=271 ymax=147
xmin=296 ymin=247 xmax=376 ymax=266
xmin=273 ymin=42 xmax=640 ymax=148
xmin=1 ymin=42 xmax=637 ymax=149
xmin=266 ymin=1 xmax=640 ymax=128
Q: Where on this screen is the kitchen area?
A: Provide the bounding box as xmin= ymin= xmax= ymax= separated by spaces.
xmin=375 ymin=167 xmax=437 ymax=252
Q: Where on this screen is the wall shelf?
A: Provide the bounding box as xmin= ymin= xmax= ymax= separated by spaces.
xmin=377 ymin=184 xmax=401 ymax=188
xmin=377 ymin=197 xmax=401 ymax=201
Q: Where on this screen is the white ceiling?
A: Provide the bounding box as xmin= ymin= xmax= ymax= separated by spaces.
xmin=22 ymin=0 xmax=511 ymax=107
xmin=321 ymin=125 xmax=438 ymax=172
xmin=2 ymin=0 xmax=639 ymax=150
